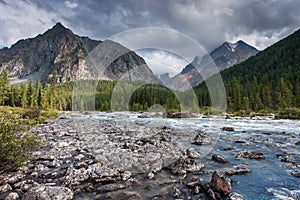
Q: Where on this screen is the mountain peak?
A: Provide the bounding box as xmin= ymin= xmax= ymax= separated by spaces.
xmin=44 ymin=22 xmax=73 ymax=36
xmin=53 ymin=22 xmax=65 ymax=29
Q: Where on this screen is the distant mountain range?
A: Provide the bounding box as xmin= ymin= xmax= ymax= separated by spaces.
xmin=166 ymin=40 xmax=259 ymax=90
xmin=195 ymin=28 xmax=300 ymax=111
xmin=0 ymin=22 xmax=159 ymax=84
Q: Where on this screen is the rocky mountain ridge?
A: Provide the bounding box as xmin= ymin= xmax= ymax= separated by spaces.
xmin=166 ymin=40 xmax=259 ymax=90
xmin=0 ymin=22 xmax=159 ymax=84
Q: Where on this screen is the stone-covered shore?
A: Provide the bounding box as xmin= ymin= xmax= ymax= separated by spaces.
xmin=1 ymin=112 xmax=299 ymax=199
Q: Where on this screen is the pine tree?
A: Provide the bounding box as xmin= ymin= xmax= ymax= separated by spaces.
xmin=0 ymin=70 xmax=9 ymax=106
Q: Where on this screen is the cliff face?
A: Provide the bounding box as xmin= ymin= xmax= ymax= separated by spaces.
xmin=0 ymin=22 xmax=159 ymax=84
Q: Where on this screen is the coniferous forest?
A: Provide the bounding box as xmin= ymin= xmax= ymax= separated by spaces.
xmin=1 ymin=29 xmax=300 ymax=118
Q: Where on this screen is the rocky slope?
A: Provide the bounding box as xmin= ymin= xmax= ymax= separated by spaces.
xmin=0 ymin=22 xmax=159 ymax=84
xmin=166 ymin=41 xmax=259 ymax=90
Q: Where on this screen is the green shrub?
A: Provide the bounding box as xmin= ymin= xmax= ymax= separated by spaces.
xmin=0 ymin=113 xmax=43 ymax=172
xmin=22 ymin=108 xmax=41 ymax=119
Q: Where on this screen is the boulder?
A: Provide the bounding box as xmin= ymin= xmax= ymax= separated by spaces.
xmin=224 ymin=165 xmax=250 ymax=175
xmin=235 ymin=151 xmax=265 ymax=160
xmin=209 ymin=171 xmax=231 ymax=196
xmin=291 ymin=170 xmax=300 ymax=178
xmin=212 ymin=154 xmax=229 ymax=163
xmin=192 ymin=131 xmax=211 ymax=145
xmin=4 ymin=192 xmax=20 ymax=200
xmin=229 ymin=192 xmax=244 ymax=200
xmin=22 ymin=186 xmax=73 ymax=200
xmin=222 ymin=127 xmax=234 ymax=132
xmin=0 ymin=183 xmax=12 ymax=193
xmin=169 ymin=158 xmax=204 ymax=175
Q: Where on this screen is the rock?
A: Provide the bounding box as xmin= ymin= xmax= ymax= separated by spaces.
xmin=207 ymin=188 xmax=216 ymax=200
xmin=229 ymin=192 xmax=244 ymax=200
xmin=222 ymin=147 xmax=234 ymax=151
xmin=0 ymin=183 xmax=12 ymax=193
xmin=192 ymin=131 xmax=211 ymax=145
xmin=74 ymin=161 xmax=89 ymax=169
xmin=295 ymin=141 xmax=300 ymax=145
xmin=173 ymin=186 xmax=181 ymax=198
xmin=234 ymin=140 xmax=246 ymax=144
xmin=14 ymin=180 xmax=39 ymax=191
xmin=164 ymin=112 xmax=193 ymax=118
xmin=169 ymin=158 xmax=204 ymax=175
xmin=209 ymin=171 xmax=231 ymax=196
xmin=121 ymin=171 xmax=132 ymax=181
xmin=4 ymin=192 xmax=20 ymax=200
xmin=235 ymin=151 xmax=265 ymax=160
xmin=62 ymin=166 xmax=89 ymax=186
xmin=88 ymin=163 xmax=121 ymax=183
xmin=74 ymin=154 xmax=85 ymax=161
xmin=6 ymin=174 xmax=25 ymax=184
xmin=291 ymin=170 xmax=300 ymax=178
xmin=187 ymin=148 xmax=202 ymax=159
xmin=22 ymin=186 xmax=73 ymax=200
xmin=212 ymin=154 xmax=229 ymax=163
xmin=148 ymin=172 xmax=154 ymax=179
xmin=117 ymin=191 xmax=142 ymax=200
xmin=222 ymin=127 xmax=234 ymax=131
xmin=96 ymin=183 xmax=126 ymax=193
xmin=224 ymin=165 xmax=250 ymax=175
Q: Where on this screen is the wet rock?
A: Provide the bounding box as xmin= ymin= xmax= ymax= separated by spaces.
xmin=235 ymin=151 xmax=265 ymax=160
xmin=279 ymin=155 xmax=297 ymax=165
xmin=0 ymin=183 xmax=12 ymax=193
xmin=291 ymin=170 xmax=300 ymax=178
xmin=192 ymin=131 xmax=211 ymax=145
xmin=121 ymin=171 xmax=132 ymax=181
xmin=96 ymin=183 xmax=126 ymax=193
xmin=169 ymin=158 xmax=204 ymax=175
xmin=187 ymin=148 xmax=202 ymax=159
xmin=212 ymin=154 xmax=229 ymax=163
xmin=173 ymin=186 xmax=181 ymax=198
xmin=222 ymin=127 xmax=234 ymax=132
xmin=117 ymin=191 xmax=142 ymax=200
xmin=224 ymin=165 xmax=250 ymax=175
xmin=209 ymin=171 xmax=231 ymax=196
xmin=234 ymin=140 xmax=247 ymax=144
xmin=164 ymin=112 xmax=193 ymax=118
xmin=148 ymin=172 xmax=155 ymax=179
xmin=207 ymin=188 xmax=216 ymax=200
xmin=295 ymin=141 xmax=300 ymax=145
xmin=229 ymin=192 xmax=244 ymax=200
xmin=22 ymin=186 xmax=73 ymax=200
xmin=222 ymin=147 xmax=234 ymax=151
xmin=4 ymin=192 xmax=20 ymax=200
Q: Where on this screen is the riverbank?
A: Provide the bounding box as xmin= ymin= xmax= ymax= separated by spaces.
xmin=0 ymin=112 xmax=299 ymax=199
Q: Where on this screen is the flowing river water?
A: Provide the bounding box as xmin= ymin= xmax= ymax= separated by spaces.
xmin=73 ymin=112 xmax=300 ymax=199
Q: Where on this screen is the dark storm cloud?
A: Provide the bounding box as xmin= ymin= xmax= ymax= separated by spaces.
xmin=1 ymin=0 xmax=300 ymax=51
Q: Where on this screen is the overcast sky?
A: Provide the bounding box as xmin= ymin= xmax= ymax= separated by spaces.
xmin=0 ymin=0 xmax=300 ymax=76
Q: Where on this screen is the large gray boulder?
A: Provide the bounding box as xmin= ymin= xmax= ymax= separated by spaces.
xmin=22 ymin=186 xmax=73 ymax=200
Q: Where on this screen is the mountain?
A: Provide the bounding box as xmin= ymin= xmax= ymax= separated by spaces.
xmin=196 ymin=28 xmax=300 ymax=112
xmin=0 ymin=22 xmax=159 ymax=84
xmin=166 ymin=41 xmax=259 ymax=90
xmin=159 ymin=73 xmax=170 ymax=83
